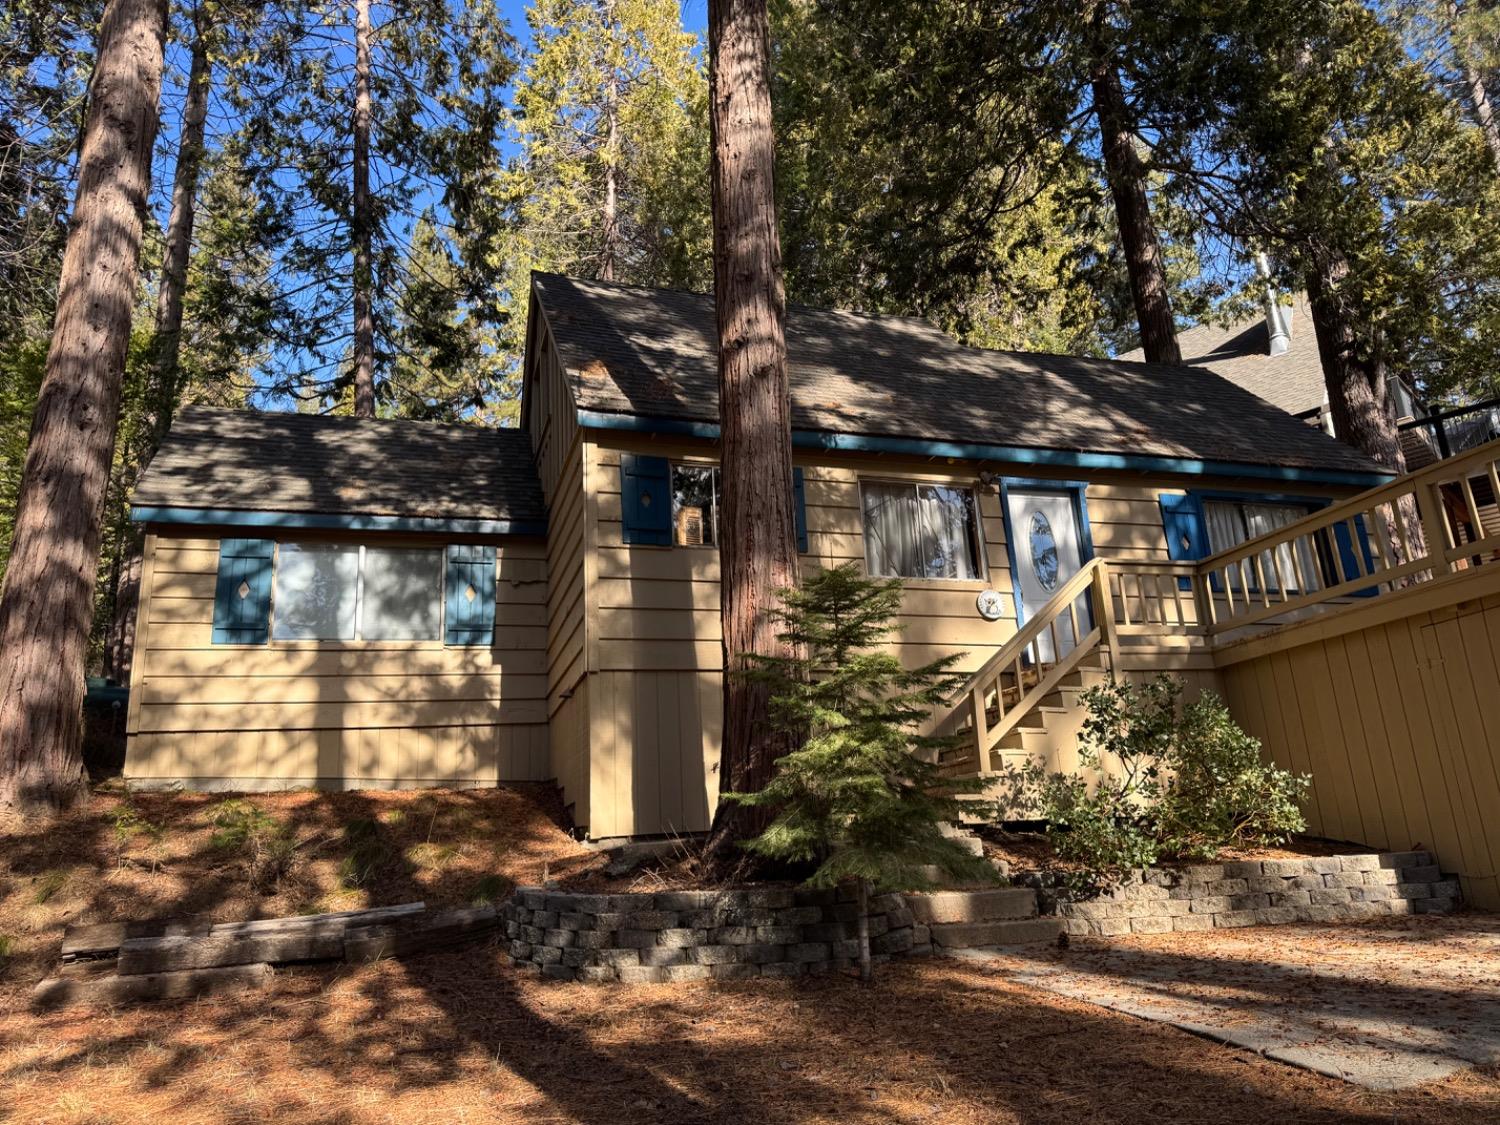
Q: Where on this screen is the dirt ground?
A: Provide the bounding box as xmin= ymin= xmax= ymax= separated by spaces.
xmin=3 ymin=789 xmax=1498 ymax=1124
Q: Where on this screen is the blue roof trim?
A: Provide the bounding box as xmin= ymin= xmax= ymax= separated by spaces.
xmin=130 ymin=506 xmax=547 ymax=538
xmin=575 ymin=410 xmax=1395 ymax=489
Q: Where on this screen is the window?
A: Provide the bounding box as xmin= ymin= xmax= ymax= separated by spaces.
xmin=861 ymin=481 xmax=983 ymax=580
xmin=1202 ymin=499 xmax=1320 ymax=592
xmin=272 ymin=543 xmax=444 ymax=641
xmin=672 ymin=464 xmax=719 ymax=547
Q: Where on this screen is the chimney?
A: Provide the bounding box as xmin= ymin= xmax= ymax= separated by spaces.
xmin=1255 ymin=253 xmax=1292 ymax=357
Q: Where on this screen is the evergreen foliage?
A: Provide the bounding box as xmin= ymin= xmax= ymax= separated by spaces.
xmin=725 ymin=565 xmax=998 ymax=975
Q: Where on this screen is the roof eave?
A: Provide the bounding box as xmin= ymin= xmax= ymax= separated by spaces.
xmin=130 ymin=505 xmax=547 ymax=538
xmin=574 ymin=409 xmax=1394 ymax=490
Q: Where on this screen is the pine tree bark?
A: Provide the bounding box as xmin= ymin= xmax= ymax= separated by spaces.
xmin=1089 ymin=23 xmax=1180 ymax=363
xmin=0 ymin=0 xmax=167 ymax=813
xmin=1449 ymin=2 xmax=1500 ymax=175
xmin=599 ymin=0 xmax=620 ymax=281
xmin=704 ymin=0 xmax=798 ymax=859
xmin=1304 ymin=243 xmax=1426 ymax=563
xmin=352 ymin=0 xmax=376 ymax=417
xmin=102 ymin=11 xmax=212 ymax=686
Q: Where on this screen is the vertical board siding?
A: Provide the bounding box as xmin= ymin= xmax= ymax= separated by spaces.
xmin=125 ymin=532 xmax=551 ymax=788
xmin=1219 ymin=586 xmax=1500 ymax=909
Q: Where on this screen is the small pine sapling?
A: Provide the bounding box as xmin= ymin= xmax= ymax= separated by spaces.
xmin=724 ymin=564 xmax=999 ymax=981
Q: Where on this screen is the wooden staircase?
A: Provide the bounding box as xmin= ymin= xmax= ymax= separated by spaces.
xmin=932 ymin=557 xmax=1123 ymax=800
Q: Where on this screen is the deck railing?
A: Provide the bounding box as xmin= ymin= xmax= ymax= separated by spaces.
xmin=934 ymin=437 xmax=1500 ymax=779
xmin=1196 ymin=436 xmax=1500 ymax=637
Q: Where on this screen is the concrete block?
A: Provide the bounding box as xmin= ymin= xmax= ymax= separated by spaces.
xmin=1164 ymin=899 xmax=1195 ymax=917
xmin=1064 ymin=918 xmax=1095 ymax=937
xmin=1183 ymin=865 xmax=1225 ymax=883
xmin=620 ymin=911 xmax=679 ymax=930
xmin=1213 ymin=911 xmax=1260 ymax=928
xmin=1226 ymin=893 xmax=1270 ymax=911
xmin=1340 ymin=854 xmax=1380 ymax=872
xmin=753 ymin=926 xmax=804 ymax=944
xmin=1247 ymin=876 xmax=1287 ymax=894
xmin=534 ymin=944 xmax=563 ymax=964
xmin=1130 ymin=916 xmax=1172 ymax=934
xmin=685 ymin=945 xmax=739 ymax=966
xmin=744 ymin=888 xmax=796 ymax=909
xmin=1268 ymin=891 xmax=1311 ymax=908
xmin=577 ymin=966 xmax=616 ymax=984
xmin=793 ymin=887 xmax=839 ymax=908
xmin=615 ymin=930 xmax=659 ymax=949
xmin=1222 ymin=860 xmax=1265 ymax=878
xmin=872 ymin=928 xmax=914 ymax=955
xmin=1253 ymin=907 xmax=1301 ymax=925
xmin=543 ymin=929 xmax=575 ymax=948
xmin=1189 ymin=896 xmax=1231 ymax=914
xmin=616 ymin=966 xmax=667 ymax=984
xmin=572 ymin=930 xmax=612 ymax=950
xmin=1429 ymin=879 xmax=1461 ymax=899
xmin=595 ymin=949 xmax=640 ymax=967
xmin=759 ymin=962 xmax=807 ymax=978
xmin=1288 ymin=875 xmax=1325 ymax=891
xmin=742 ymin=944 xmax=788 ymax=964
xmin=1259 ymin=859 xmax=1312 ymax=877
xmin=561 ymin=948 xmax=596 ymax=968
xmin=639 ymin=947 xmax=689 ymax=967
xmin=1306 ymin=857 xmax=1342 ymax=875
xmin=802 ymin=922 xmax=856 ymax=943
xmin=1310 ymin=887 xmax=1352 ymax=905
xmin=1205 ymin=879 xmax=1250 ymax=896
xmin=1172 ymin=914 xmax=1215 ymax=932
xmin=1323 ymin=872 xmax=1365 ymax=889
xmin=558 ymin=913 xmax=591 ymax=931
xmin=1362 ymin=868 xmax=1400 ymax=886
xmin=787 ymin=942 xmax=832 ymax=962
xmin=1400 ymin=865 xmax=1443 ymax=884
xmin=653 ymin=891 xmax=722 ymax=912
xmin=709 ymin=962 xmax=760 ymax=980
xmin=541 ymin=963 xmax=576 ymax=981
xmin=531 ymin=910 xmax=558 ymax=930
xmin=1378 ymin=851 xmax=1432 ymax=869
xmin=772 ymin=907 xmax=824 ymax=926
xmin=656 ymin=928 xmax=705 ymax=949
xmin=663 ymin=964 xmax=713 ymax=982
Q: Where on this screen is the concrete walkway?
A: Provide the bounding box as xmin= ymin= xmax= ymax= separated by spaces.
xmin=953 ymin=914 xmax=1500 ymax=1091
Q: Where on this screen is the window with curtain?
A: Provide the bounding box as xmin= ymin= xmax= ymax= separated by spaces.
xmin=671 ymin=464 xmax=719 ymax=547
xmin=861 ymin=481 xmax=983 ymax=580
xmin=272 ymin=543 xmax=443 ymax=641
xmin=1203 ymin=500 xmax=1320 ymax=592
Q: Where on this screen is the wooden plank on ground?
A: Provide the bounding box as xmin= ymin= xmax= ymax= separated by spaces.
xmin=118 ymin=928 xmax=350 ymax=975
xmin=32 ymin=963 xmax=272 ymax=1010
xmin=344 ymin=906 xmax=499 ymax=963
xmin=61 ymin=918 xmax=208 ymax=961
xmin=206 ymin=902 xmax=424 ymax=937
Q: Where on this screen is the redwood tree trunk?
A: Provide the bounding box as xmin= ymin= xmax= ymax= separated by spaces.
xmin=1090 ymin=33 xmax=1180 ymax=363
xmin=351 ymin=0 xmax=376 ymax=417
xmin=0 ymin=0 xmax=166 ymax=813
xmin=704 ymin=0 xmax=798 ymax=858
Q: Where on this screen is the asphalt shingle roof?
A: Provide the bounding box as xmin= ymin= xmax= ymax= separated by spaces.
xmin=1119 ymin=294 xmax=1327 ymax=418
xmin=532 ymin=274 xmax=1381 ymax=477
xmin=133 ymin=407 xmax=546 ymax=526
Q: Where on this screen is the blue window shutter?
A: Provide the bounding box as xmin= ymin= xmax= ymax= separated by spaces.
xmin=621 ymin=454 xmax=671 ymax=545
xmin=1159 ymin=493 xmax=1209 ymax=590
xmin=1331 ymin=519 xmax=1379 ymax=597
xmin=793 ymin=467 xmax=808 ymax=553
xmin=212 ymin=538 xmax=274 ymax=644
xmin=446 ymin=544 xmax=496 ymax=645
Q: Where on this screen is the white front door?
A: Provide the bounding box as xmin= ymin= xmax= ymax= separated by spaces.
xmin=1006 ymin=488 xmax=1088 ymax=663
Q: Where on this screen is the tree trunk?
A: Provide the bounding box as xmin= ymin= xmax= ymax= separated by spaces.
xmin=352 ymin=0 xmax=376 ymax=417
xmin=150 ymin=18 xmax=210 ymax=441
xmin=1450 ymin=2 xmax=1500 ymax=175
xmin=101 ymin=12 xmax=211 ymax=686
xmin=0 ymin=0 xmax=166 ymax=813
xmin=1090 ymin=31 xmax=1180 ymax=363
xmin=855 ymin=877 xmax=872 ymax=983
xmin=703 ymin=0 xmax=798 ymax=860
xmin=599 ymin=0 xmax=620 ymax=281
xmin=1304 ymin=244 xmax=1426 ymax=562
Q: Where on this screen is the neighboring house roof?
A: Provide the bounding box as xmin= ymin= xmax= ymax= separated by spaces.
xmin=132 ymin=407 xmax=547 ymax=532
xmin=532 ymin=274 xmax=1384 ymax=481
xmin=1119 ymin=294 xmax=1327 ymax=418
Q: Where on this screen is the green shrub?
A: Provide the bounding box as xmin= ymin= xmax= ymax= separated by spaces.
xmin=208 ymin=799 xmax=298 ymax=893
xmin=108 ymin=803 xmax=165 ymax=868
xmin=998 ymin=675 xmax=1309 ymax=889
xmin=32 ymin=870 xmax=67 ymax=905
xmin=0 ymin=933 xmax=13 ymax=974
xmin=1158 ymin=693 xmax=1309 ymax=859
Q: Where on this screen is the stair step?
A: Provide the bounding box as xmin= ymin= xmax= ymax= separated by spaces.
xmin=907 ymin=888 xmax=1038 ymax=925
xmin=930 ymin=917 xmax=1066 ymax=949
xmin=935 ymin=822 xmax=984 ymax=856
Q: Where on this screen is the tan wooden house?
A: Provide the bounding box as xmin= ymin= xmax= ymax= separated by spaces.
xmin=126 ymin=273 xmax=1500 ymax=907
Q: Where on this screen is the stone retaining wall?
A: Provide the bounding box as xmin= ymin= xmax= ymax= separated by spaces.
xmin=502 ymin=886 xmax=931 ymax=983
xmin=1055 ymin=851 xmax=1461 ymax=937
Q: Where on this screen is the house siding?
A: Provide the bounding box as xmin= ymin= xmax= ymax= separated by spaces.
xmin=560 ymin=431 xmax=1358 ymax=838
xmin=123 ymin=530 xmax=551 ymax=789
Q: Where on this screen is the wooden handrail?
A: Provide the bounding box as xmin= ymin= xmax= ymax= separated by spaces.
xmin=1195 ymin=436 xmax=1500 ymax=635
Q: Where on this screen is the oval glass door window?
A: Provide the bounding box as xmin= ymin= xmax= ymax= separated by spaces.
xmin=1029 ymin=510 xmax=1059 ymax=591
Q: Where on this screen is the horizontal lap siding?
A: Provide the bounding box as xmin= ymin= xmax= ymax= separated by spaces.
xmin=1218 ymin=582 xmax=1500 ymax=910
xmin=125 ymin=532 xmax=550 ymax=788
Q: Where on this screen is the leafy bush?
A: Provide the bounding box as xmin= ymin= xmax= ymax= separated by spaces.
xmin=999 ymin=675 xmax=1308 ymax=889
xmin=209 ymin=799 xmax=298 ymax=893
xmin=1158 ymin=693 xmax=1309 ymax=859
